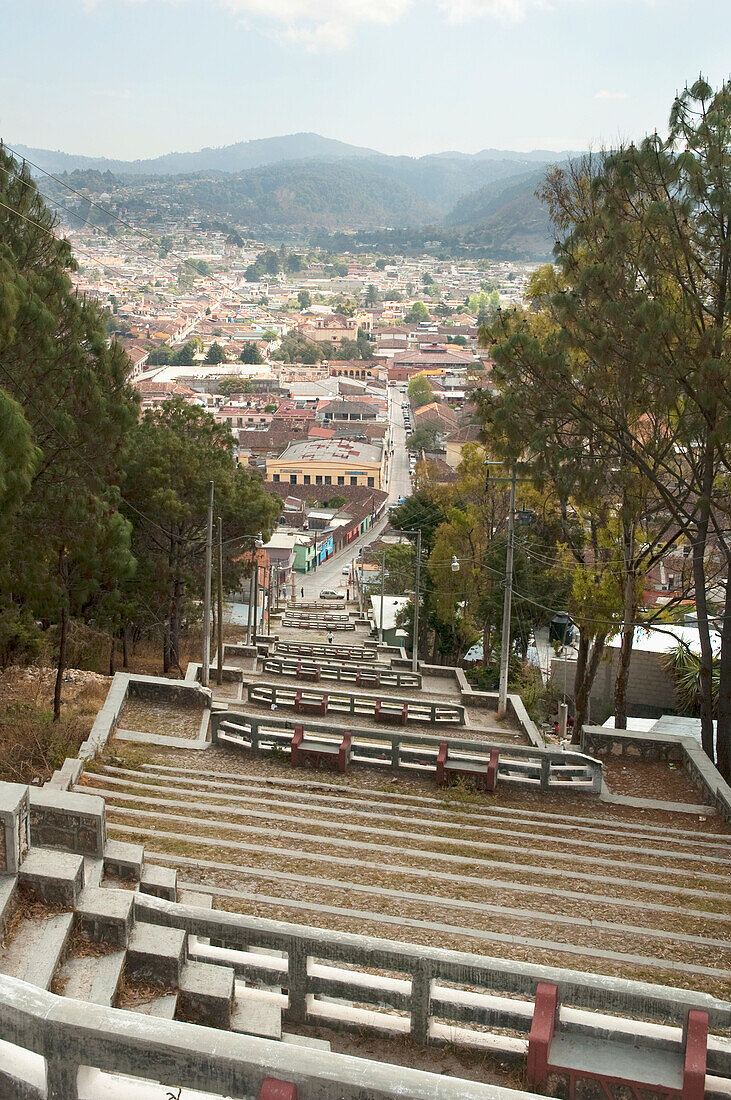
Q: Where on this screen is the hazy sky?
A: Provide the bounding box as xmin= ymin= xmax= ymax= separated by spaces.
xmin=2 ymin=0 xmax=729 ymax=159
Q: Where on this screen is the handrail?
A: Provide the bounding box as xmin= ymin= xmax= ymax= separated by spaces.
xmin=0 ymin=973 xmax=521 ymax=1100
xmin=211 ymin=710 xmax=603 ymax=792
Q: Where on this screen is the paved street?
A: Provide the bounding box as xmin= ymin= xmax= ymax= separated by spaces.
xmin=300 ymin=385 xmax=412 ymax=600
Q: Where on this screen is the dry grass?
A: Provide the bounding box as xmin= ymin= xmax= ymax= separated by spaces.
xmin=0 ymin=667 xmax=110 ymax=785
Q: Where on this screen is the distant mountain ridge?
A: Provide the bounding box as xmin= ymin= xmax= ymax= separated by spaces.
xmin=7 ymin=132 xmax=581 ymax=259
xmin=10 ymin=132 xmax=581 ymax=178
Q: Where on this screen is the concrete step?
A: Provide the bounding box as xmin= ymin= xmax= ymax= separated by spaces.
xmin=125 ymin=921 xmax=186 ymax=987
xmin=83 ymin=857 xmax=104 ymax=888
xmin=126 ymin=992 xmax=178 ymax=1019
xmin=178 ymin=959 xmax=235 ymax=1029
xmin=56 ymin=949 xmax=125 ymax=1006
xmin=282 ymin=1031 xmax=331 ymax=1052
xmin=139 ymin=862 xmax=177 ymax=901
xmin=103 ymin=838 xmax=143 ymax=881
xmin=75 ymin=886 xmax=134 ymax=948
xmin=18 ymin=847 xmax=85 ymax=907
xmin=0 ymin=877 xmax=16 ymax=932
xmin=0 ymin=910 xmax=74 ymax=990
xmin=230 ymin=980 xmax=282 ymax=1040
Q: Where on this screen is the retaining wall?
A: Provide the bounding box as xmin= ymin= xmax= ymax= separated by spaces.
xmin=582 ymin=724 xmax=731 ymax=822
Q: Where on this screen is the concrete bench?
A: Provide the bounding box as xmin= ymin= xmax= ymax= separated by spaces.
xmin=374 ymin=699 xmax=408 ymax=726
xmin=436 ymin=744 xmax=499 ymax=792
xmin=294 ymin=690 xmax=329 ymax=716
xmin=527 ymin=982 xmax=708 ymax=1100
xmin=290 ymin=724 xmax=351 ymax=773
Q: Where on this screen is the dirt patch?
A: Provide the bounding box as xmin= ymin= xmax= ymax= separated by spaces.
xmin=601 ymin=755 xmax=710 ymax=804
xmin=118 ymin=698 xmax=203 ymax=740
xmin=0 ymin=667 xmax=110 ymax=784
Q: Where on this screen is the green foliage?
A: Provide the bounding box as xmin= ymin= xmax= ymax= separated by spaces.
xmin=146 ymin=346 xmax=173 ymax=365
xmin=297 ymin=290 xmax=312 ymax=309
xmin=121 ymin=400 xmax=281 ymax=671
xmin=405 ymin=301 xmax=429 ymax=323
xmin=406 ymin=425 xmax=441 ymax=452
xmin=274 ymin=332 xmax=325 ymax=364
xmin=239 ymin=342 xmax=263 ymax=365
xmin=218 ymin=376 xmax=254 ymax=397
xmin=407 ymin=375 xmax=435 ymax=407
xmin=205 ymin=341 xmax=226 ymax=364
xmin=170 ymin=340 xmax=199 ymax=366
xmin=663 ymin=644 xmax=720 ymax=717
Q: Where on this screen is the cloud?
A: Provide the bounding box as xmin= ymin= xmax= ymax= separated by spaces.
xmin=220 ymin=0 xmax=413 ymax=50
xmin=82 ymin=0 xmax=655 ymax=50
xmin=595 ymin=89 xmax=629 ymax=100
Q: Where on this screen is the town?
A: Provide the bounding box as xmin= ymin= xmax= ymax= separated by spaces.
xmin=0 ymin=10 xmax=729 ymax=1099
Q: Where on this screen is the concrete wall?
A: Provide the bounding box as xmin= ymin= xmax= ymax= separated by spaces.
xmin=551 ymin=649 xmax=678 ymax=720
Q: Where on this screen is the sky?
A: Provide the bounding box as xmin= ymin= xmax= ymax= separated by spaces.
xmin=1 ymin=0 xmax=729 ymax=160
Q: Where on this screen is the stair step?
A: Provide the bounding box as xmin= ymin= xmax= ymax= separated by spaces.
xmin=282 ymin=1031 xmax=332 ymax=1052
xmin=127 ymin=992 xmax=178 ymax=1019
xmin=178 ymin=959 xmax=235 ymax=1029
xmin=126 ymin=921 xmax=186 ymax=987
xmin=0 ymin=877 xmax=16 ymax=931
xmin=83 ymin=857 xmax=104 ymax=888
xmin=75 ymin=887 xmax=134 ymax=948
xmin=0 ymin=910 xmax=74 ymax=990
xmin=231 ymin=981 xmax=282 ymax=1040
xmin=103 ymin=838 xmax=143 ymax=881
xmin=180 ymin=889 xmax=212 ymax=947
xmin=56 ymin=950 xmax=125 ymax=1006
xmin=139 ymin=862 xmax=177 ymax=901
xmin=18 ymin=847 xmax=85 ymax=907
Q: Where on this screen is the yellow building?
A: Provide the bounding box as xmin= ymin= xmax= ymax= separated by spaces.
xmin=266 ymin=438 xmax=385 ymax=490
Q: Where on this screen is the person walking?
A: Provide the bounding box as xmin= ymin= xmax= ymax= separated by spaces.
xmin=300 ymin=586 xmax=304 ymax=598
xmin=327 ymin=631 xmax=334 ymax=645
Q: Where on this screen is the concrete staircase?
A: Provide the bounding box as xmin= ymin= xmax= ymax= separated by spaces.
xmin=0 ymin=781 xmax=328 ymax=1054
xmin=74 ymin=758 xmax=731 ymax=996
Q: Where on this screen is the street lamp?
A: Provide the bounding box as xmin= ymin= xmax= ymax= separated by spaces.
xmin=451 ymin=555 xmax=460 ymax=572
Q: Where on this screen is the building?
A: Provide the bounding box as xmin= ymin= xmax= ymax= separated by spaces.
xmin=266 ymin=438 xmax=386 ymax=490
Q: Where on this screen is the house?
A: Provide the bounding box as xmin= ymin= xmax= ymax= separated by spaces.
xmin=414 ymin=402 xmax=458 ymax=433
xmin=445 ymin=424 xmax=482 ymax=469
xmin=369 ymin=595 xmax=411 ymax=647
xmin=299 ymin=313 xmax=359 ymax=346
xmin=266 ymin=438 xmax=386 ymax=490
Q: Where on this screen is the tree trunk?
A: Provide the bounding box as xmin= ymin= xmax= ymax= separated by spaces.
xmin=482 ymin=620 xmax=490 ymax=668
xmin=717 ymin=566 xmax=730 ymax=782
xmin=109 ymin=636 xmax=115 ymax=677
xmin=611 ymin=525 xmax=637 ymax=730
xmin=53 ymin=597 xmax=68 ymax=723
xmin=691 ymin=526 xmax=715 ymax=759
xmin=121 ymin=627 xmax=129 ymax=670
xmin=572 ymin=629 xmax=607 ymax=744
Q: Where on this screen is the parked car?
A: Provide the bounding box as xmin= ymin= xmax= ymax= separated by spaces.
xmin=341 ymin=566 xmax=351 ymax=575
xmin=319 ymin=588 xmax=341 ymax=599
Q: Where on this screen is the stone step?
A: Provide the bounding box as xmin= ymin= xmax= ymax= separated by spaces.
xmin=178 ymin=959 xmax=235 ymax=1029
xmin=75 ymin=886 xmax=134 ymax=948
xmin=282 ymin=1031 xmax=332 ymax=1052
xmin=0 ymin=877 xmax=16 ymax=932
xmin=0 ymin=910 xmax=74 ymax=990
xmin=126 ymin=921 xmax=186 ymax=987
xmin=139 ymin=862 xmax=177 ymax=901
xmin=126 ymin=992 xmax=178 ymax=1019
xmin=103 ymin=838 xmax=144 ymax=881
xmin=56 ymin=949 xmax=125 ymax=1006
xmin=83 ymin=857 xmax=104 ymax=888
xmin=18 ymin=847 xmax=85 ymax=907
xmin=230 ymin=981 xmax=282 ymax=1040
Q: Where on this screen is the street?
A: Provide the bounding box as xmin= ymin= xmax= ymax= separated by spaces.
xmin=299 ymin=384 xmax=412 ymax=600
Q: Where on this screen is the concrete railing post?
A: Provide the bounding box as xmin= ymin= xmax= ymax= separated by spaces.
xmin=391 ymin=739 xmax=400 ymax=771
xmin=540 ymin=755 xmax=551 ymax=791
xmin=46 ymin=1056 xmax=79 ymax=1100
xmin=410 ymin=960 xmax=432 ymax=1045
xmin=287 ymin=939 xmax=308 ymax=1024
xmin=251 ymin=719 xmax=260 ymax=755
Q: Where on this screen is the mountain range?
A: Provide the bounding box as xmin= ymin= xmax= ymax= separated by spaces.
xmin=10 ymin=132 xmax=582 ymax=259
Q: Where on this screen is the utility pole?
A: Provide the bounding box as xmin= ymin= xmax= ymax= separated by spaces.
xmin=379 ymin=548 xmax=386 ymax=644
xmin=252 ymin=556 xmax=259 ymax=646
xmin=201 ymin=480 xmax=214 ymax=688
xmin=216 ymin=516 xmax=223 ymax=686
xmin=246 ymin=567 xmax=255 ymax=645
xmin=412 ymin=528 xmax=422 ymax=674
xmin=497 ymin=470 xmax=517 ymax=719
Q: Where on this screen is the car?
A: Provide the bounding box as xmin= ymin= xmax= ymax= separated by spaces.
xmin=341 ymin=566 xmax=351 ymax=575
xmin=319 ymin=588 xmax=341 ymax=599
